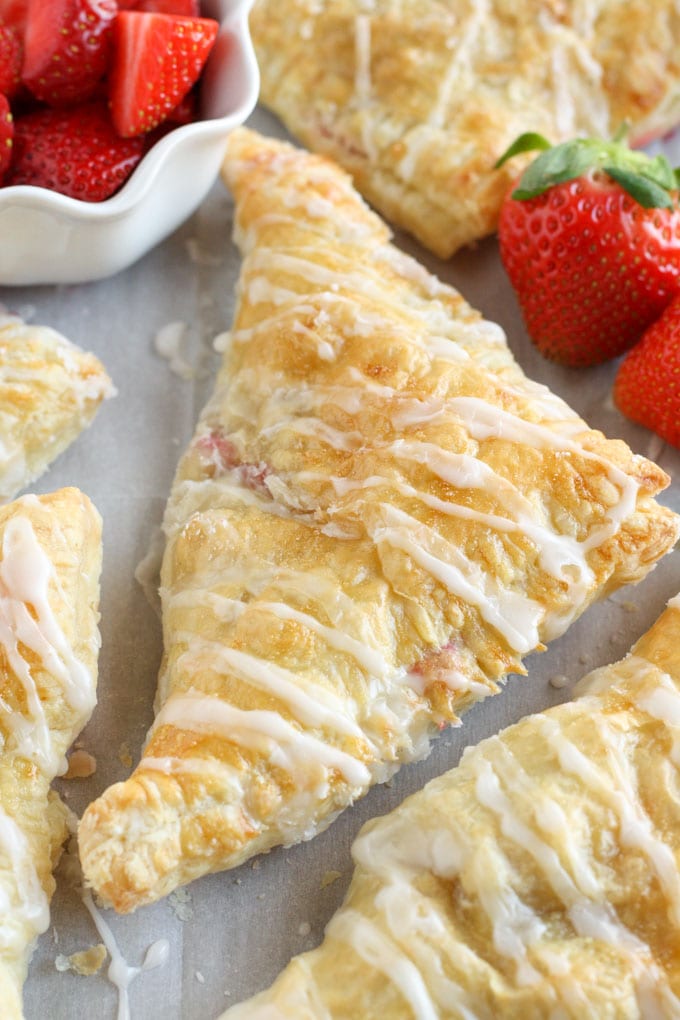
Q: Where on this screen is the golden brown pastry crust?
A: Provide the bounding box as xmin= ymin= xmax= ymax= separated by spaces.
xmin=0 ymin=488 xmax=102 ymax=1019
xmin=250 ymin=0 xmax=680 ymax=256
xmin=221 ymin=595 xmax=680 ymax=1019
xmin=0 ymin=313 xmax=114 ymax=503
xmin=78 ymin=129 xmax=679 ymax=915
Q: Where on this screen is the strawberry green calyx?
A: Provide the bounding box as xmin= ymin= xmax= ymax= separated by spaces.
xmin=495 ymin=131 xmax=680 ymax=209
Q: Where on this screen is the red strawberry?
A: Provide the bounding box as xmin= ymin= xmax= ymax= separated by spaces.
xmin=0 ymin=0 xmax=28 ymax=33
xmin=129 ymin=0 xmax=200 ymax=13
xmin=0 ymin=94 xmax=13 ymax=180
xmin=0 ymin=20 xmax=22 ymax=97
xmin=22 ymin=0 xmax=118 ymax=106
xmin=7 ymin=101 xmax=144 ymax=200
xmin=614 ymin=296 xmax=680 ymax=448
xmin=108 ymin=10 xmax=218 ymax=137
xmin=496 ymin=132 xmax=680 ymax=367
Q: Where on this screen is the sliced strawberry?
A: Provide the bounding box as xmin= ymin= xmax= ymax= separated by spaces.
xmin=108 ymin=11 xmax=218 ymax=137
xmin=0 ymin=20 xmax=22 ymax=97
xmin=0 ymin=0 xmax=29 ymax=33
xmin=0 ymin=94 xmax=14 ymax=180
xmin=7 ymin=101 xmax=144 ymax=200
xmin=129 ymin=0 xmax=200 ymax=13
xmin=22 ymin=0 xmax=118 ymax=106
xmin=614 ymin=296 xmax=680 ymax=448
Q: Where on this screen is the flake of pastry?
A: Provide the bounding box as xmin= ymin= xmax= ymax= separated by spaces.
xmin=0 ymin=313 xmax=114 ymax=503
xmin=54 ymin=943 xmax=107 ymax=976
xmin=250 ymin=0 xmax=680 ymax=257
xmin=118 ymin=743 xmax=133 ymax=769
xmin=0 ymin=488 xmax=102 ymax=1016
xmin=63 ymin=749 xmax=97 ymax=780
xmin=220 ymin=595 xmax=680 ymax=1018
xmin=321 ymin=871 xmax=343 ymax=889
xmin=78 ymin=128 xmax=680 ymax=914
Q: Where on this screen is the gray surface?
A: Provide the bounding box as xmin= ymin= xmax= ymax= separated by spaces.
xmin=7 ymin=106 xmax=680 ymax=1018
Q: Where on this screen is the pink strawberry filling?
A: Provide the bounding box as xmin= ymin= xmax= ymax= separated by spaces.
xmin=193 ymin=430 xmax=270 ymax=494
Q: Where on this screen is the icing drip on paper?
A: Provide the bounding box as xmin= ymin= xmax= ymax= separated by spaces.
xmin=82 ymin=890 xmax=169 ymax=1020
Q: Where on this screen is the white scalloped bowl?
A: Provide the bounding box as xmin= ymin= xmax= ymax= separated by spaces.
xmin=0 ymin=0 xmax=259 ymax=286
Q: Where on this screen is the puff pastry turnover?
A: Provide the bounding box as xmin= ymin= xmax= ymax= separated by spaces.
xmin=251 ymin=0 xmax=680 ymax=257
xmin=0 ymin=488 xmax=102 ymax=1019
xmin=78 ymin=128 xmax=679 ymax=914
xmin=219 ymin=593 xmax=680 ymax=1019
xmin=0 ymin=312 xmax=114 ymax=503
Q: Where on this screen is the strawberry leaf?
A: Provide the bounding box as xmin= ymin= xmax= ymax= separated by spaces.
xmin=494 ymin=132 xmax=551 ymax=169
xmin=511 ymin=141 xmax=595 ymax=199
xmin=603 ymin=166 xmax=675 ymax=209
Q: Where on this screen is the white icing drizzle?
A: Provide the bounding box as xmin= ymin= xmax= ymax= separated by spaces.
xmin=152 ymin=690 xmax=371 ymax=788
xmin=353 ymin=15 xmax=377 ymax=161
xmin=537 ymin=713 xmax=680 ymax=932
xmin=0 ymin=511 xmax=96 ymax=773
xmin=0 ymin=809 xmax=49 ymax=955
xmin=328 ymin=909 xmax=440 ymax=1020
xmin=368 ymin=502 xmax=543 ymax=654
xmin=82 ymin=890 xmax=169 ymax=1020
xmin=175 ymin=636 xmax=370 ymax=742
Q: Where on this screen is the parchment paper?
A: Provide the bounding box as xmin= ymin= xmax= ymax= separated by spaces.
xmin=7 ymin=106 xmax=680 ymax=1020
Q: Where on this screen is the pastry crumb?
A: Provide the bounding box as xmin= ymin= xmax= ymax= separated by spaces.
xmin=55 ymin=944 xmax=107 ymax=976
xmin=63 ymin=749 xmax=97 ymax=779
xmin=621 ymin=601 xmax=638 ymax=613
xmin=251 ymin=859 xmax=261 ymax=870
xmin=257 ymin=893 xmax=265 ymax=901
xmin=118 ymin=743 xmax=133 ymax=769
xmin=320 ymin=870 xmax=342 ymax=889
xmin=298 ymin=921 xmax=311 ymax=936
xmin=168 ymin=887 xmax=194 ymax=922
xmin=195 ymin=970 xmax=205 ymax=984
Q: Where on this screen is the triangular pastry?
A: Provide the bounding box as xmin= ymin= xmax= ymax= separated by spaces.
xmin=0 ymin=311 xmax=114 ymax=503
xmin=0 ymin=488 xmax=102 ymax=1018
xmin=250 ymin=0 xmax=680 ymax=256
xmin=78 ymin=128 xmax=679 ymax=914
xmin=219 ymin=593 xmax=680 ymax=1018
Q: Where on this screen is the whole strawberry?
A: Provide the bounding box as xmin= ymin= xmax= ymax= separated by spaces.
xmin=497 ymin=132 xmax=680 ymax=367
xmin=614 ymin=295 xmax=680 ymax=448
xmin=7 ymin=101 xmax=144 ymax=200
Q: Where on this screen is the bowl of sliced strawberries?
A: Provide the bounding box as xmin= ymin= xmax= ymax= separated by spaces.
xmin=0 ymin=0 xmax=259 ymax=284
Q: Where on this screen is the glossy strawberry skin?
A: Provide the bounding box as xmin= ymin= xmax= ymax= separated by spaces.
xmin=108 ymin=11 xmax=218 ymax=137
xmin=498 ymin=171 xmax=680 ymax=367
xmin=614 ymin=296 xmax=680 ymax=448
xmin=0 ymin=94 xmax=13 ymax=180
xmin=22 ymin=0 xmax=118 ymax=106
xmin=128 ymin=0 xmax=200 ymax=12
xmin=0 ymin=20 xmax=21 ymax=97
xmin=7 ymin=101 xmax=144 ymax=200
